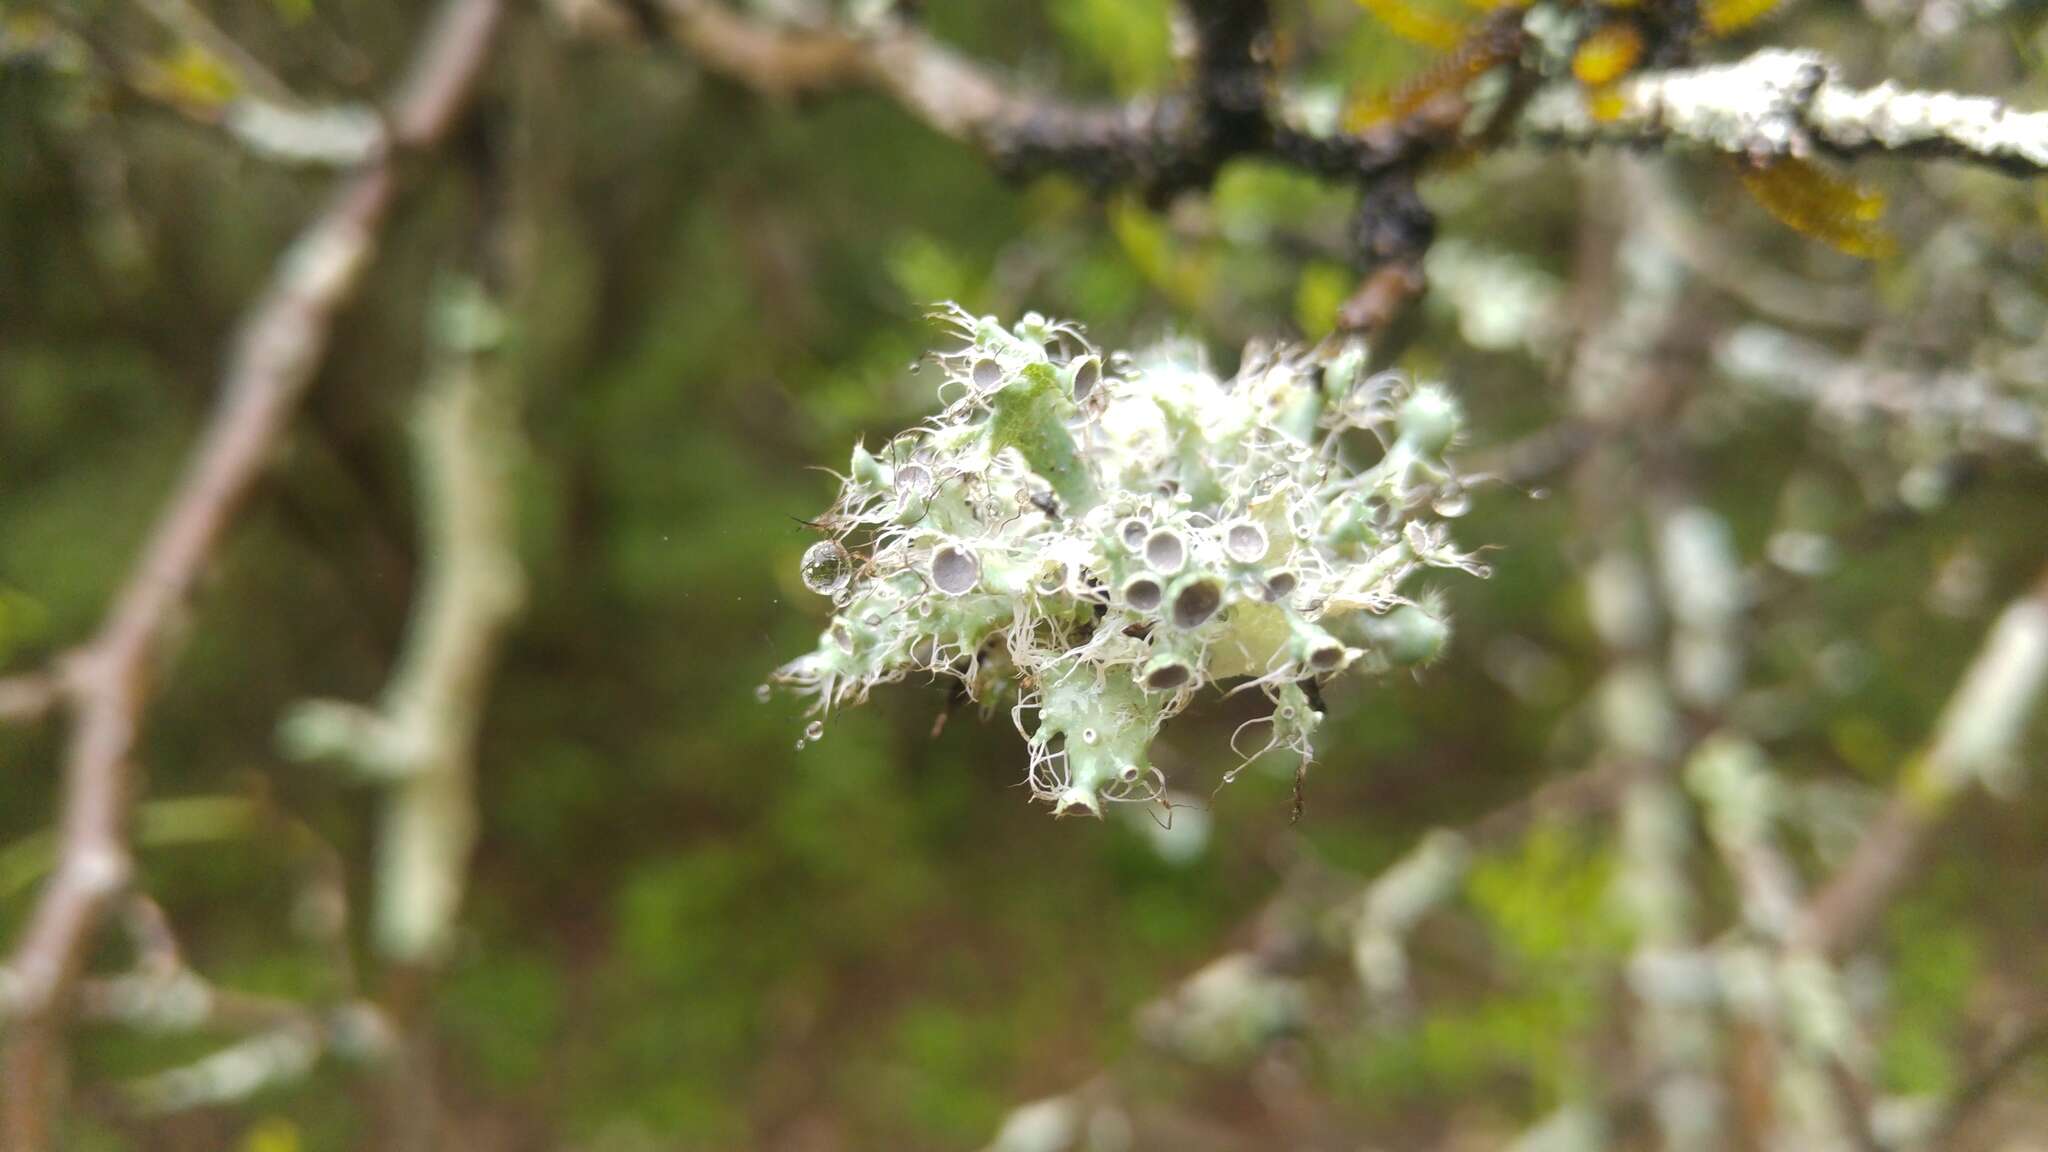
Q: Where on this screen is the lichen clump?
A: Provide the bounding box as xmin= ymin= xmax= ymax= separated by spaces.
xmin=772 ymin=307 xmax=1488 ymax=815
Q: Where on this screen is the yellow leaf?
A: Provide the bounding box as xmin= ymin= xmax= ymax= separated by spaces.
xmin=1571 ymin=23 xmax=1642 ymax=88
xmin=142 ymin=42 xmax=241 ymax=110
xmin=1295 ymin=262 xmax=1355 ymax=340
xmin=1354 ymin=0 xmax=1469 ymax=51
xmin=1738 ymin=158 xmax=1895 ymax=260
xmin=1587 ymin=87 xmax=1630 ymax=123
xmin=1702 ymin=0 xmax=1782 ymax=36
xmin=242 ymin=1118 xmax=301 ymax=1152
xmin=1343 ymin=34 xmax=1512 ymax=131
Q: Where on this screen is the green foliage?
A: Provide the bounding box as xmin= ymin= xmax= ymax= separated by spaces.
xmin=1466 ymin=826 xmax=1628 ymax=966
xmin=1049 ymin=0 xmax=1177 ymax=94
xmin=1878 ymin=894 xmax=1982 ymax=1096
xmin=438 ymin=952 xmax=568 ymax=1091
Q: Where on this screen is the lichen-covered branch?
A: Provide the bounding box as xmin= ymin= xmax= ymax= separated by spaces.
xmin=71 ymin=896 xmax=393 ymax=1114
xmin=1714 ymin=325 xmax=2045 ymax=455
xmin=646 ymin=4 xmax=2048 ymax=200
xmin=0 ymin=1 xmax=503 ymax=1143
xmin=282 ymin=279 xmax=525 ymax=967
xmin=1796 ymin=567 xmax=2048 ymax=960
xmin=1519 ymin=48 xmax=2048 ymax=174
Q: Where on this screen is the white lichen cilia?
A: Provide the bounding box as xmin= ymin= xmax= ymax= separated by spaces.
xmin=769 ymin=307 xmax=1489 ymax=815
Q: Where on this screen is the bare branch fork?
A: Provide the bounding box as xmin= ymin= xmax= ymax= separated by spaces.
xmin=646 ymin=0 xmax=1468 ymax=202
xmin=0 ymin=0 xmax=503 ymax=1144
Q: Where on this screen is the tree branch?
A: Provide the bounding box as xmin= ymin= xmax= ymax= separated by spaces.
xmin=1519 ymin=48 xmax=2048 ymax=175
xmin=648 ymin=0 xmax=1452 ymax=198
xmin=1795 ymin=566 xmax=2048 ymax=961
xmin=0 ymin=0 xmax=503 ymax=1144
xmin=0 ymin=675 xmax=58 ymax=726
xmin=281 ymin=277 xmax=526 ymax=968
xmin=648 ymin=6 xmax=2048 ymax=191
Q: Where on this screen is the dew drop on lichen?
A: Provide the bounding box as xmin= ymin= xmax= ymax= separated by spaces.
xmin=804 ymin=720 xmax=824 ymax=741
xmin=800 ymin=540 xmax=854 ymax=596
xmin=754 ymin=684 xmax=772 ymax=703
xmin=895 ymin=463 xmax=934 ymax=498
xmin=1432 ymin=484 xmax=1471 ymax=518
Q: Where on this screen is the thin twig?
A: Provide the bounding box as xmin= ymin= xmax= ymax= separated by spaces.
xmin=0 ymin=676 xmax=58 ymax=726
xmin=1930 ymin=1008 xmax=2048 ymax=1148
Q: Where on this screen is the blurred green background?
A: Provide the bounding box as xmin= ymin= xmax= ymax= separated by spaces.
xmin=5 ymin=0 xmax=2048 ymax=1149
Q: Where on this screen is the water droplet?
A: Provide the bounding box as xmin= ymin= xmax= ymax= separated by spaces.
xmin=895 ymin=463 xmax=935 ymax=497
xmin=794 ymin=739 xmax=807 ymax=751
xmin=805 ymin=720 xmax=825 ymax=741
xmin=754 ymin=684 xmax=772 ymax=703
xmin=1080 ymin=727 xmax=1100 ymax=745
xmin=800 ymin=540 xmax=854 ymax=597
xmin=1432 ymin=485 xmax=1471 ymax=518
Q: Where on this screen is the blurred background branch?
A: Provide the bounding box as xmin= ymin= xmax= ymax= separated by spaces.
xmin=0 ymin=0 xmax=502 ymax=1144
